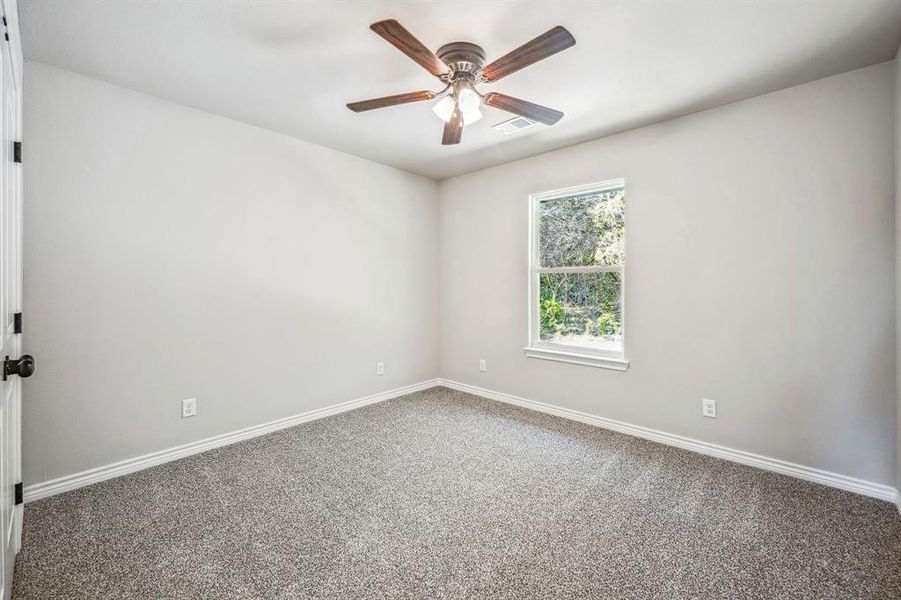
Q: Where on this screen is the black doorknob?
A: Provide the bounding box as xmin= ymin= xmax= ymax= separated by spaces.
xmin=3 ymin=355 xmax=34 ymax=380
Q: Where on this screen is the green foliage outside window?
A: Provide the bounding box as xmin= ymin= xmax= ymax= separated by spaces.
xmin=538 ymin=188 xmax=624 ymax=345
xmin=540 ymin=298 xmax=563 ymax=331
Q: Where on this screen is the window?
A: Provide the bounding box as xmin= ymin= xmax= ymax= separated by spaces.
xmin=525 ymin=179 xmax=628 ymax=370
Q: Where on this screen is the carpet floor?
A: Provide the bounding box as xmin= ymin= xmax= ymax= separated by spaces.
xmin=12 ymin=386 xmax=901 ymax=599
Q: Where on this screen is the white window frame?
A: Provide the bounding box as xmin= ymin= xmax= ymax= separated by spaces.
xmin=524 ymin=179 xmax=629 ymax=371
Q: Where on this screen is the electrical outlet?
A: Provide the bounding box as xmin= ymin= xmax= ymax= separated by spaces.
xmin=702 ymin=398 xmax=716 ymax=418
xmin=182 ymin=398 xmax=197 ymax=419
xmin=479 ymin=359 xmax=487 ymax=372
xmin=376 ymin=361 xmax=384 ymax=376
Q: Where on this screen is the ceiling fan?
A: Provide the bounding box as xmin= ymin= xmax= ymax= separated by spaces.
xmin=347 ymin=20 xmax=576 ymax=145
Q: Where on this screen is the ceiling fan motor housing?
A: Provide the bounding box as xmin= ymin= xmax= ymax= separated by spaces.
xmin=437 ymin=42 xmax=486 ymax=77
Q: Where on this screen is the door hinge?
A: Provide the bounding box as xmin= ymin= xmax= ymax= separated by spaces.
xmin=2 ymin=16 xmax=8 ymax=42
xmin=12 ymin=141 xmax=20 ymax=164
xmin=13 ymin=312 xmax=21 ymax=334
xmin=14 ymin=482 xmax=22 ymax=505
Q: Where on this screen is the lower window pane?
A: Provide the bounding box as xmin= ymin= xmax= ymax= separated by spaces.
xmin=538 ymin=271 xmax=623 ymax=353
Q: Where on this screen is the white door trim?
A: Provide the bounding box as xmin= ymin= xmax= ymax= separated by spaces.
xmin=0 ymin=4 xmax=21 ymax=598
xmin=2 ymin=2 xmax=21 ymax=560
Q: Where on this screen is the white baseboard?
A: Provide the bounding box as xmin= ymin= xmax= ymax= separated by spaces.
xmin=438 ymin=378 xmax=899 ymax=503
xmin=25 ymin=377 xmax=899 ymax=508
xmin=24 ymin=379 xmax=441 ymax=503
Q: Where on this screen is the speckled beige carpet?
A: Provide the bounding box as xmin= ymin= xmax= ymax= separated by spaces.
xmin=12 ymin=386 xmax=901 ymax=599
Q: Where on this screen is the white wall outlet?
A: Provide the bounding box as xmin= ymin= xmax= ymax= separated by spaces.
xmin=702 ymin=398 xmax=716 ymax=418
xmin=479 ymin=359 xmax=487 ymax=372
xmin=182 ymin=397 xmax=197 ymax=419
xmin=376 ymin=361 xmax=384 ymax=376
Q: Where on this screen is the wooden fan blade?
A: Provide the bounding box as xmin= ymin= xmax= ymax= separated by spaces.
xmin=480 ymin=26 xmax=575 ymax=82
xmin=347 ymin=90 xmax=435 ymax=112
xmin=483 ymin=92 xmax=563 ymax=125
xmin=442 ymin=105 xmax=463 ymax=145
xmin=370 ymin=19 xmax=447 ymax=77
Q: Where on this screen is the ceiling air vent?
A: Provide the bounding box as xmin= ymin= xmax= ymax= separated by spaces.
xmin=492 ymin=116 xmax=539 ymax=135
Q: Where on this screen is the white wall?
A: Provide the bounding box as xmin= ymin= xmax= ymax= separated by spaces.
xmin=440 ymin=62 xmax=897 ymax=486
xmin=23 ymin=58 xmax=900 ymax=495
xmin=896 ymin=48 xmax=901 ymax=509
xmin=22 ymin=62 xmax=439 ymax=486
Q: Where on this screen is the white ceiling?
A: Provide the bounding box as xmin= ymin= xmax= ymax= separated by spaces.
xmin=19 ymin=1 xmax=901 ymax=180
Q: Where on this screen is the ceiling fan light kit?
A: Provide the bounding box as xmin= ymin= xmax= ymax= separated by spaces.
xmin=346 ymin=20 xmax=576 ymax=145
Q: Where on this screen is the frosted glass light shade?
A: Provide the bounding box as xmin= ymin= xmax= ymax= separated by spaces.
xmin=457 ymin=87 xmax=483 ymax=125
xmin=432 ymin=95 xmax=456 ymax=123
xmin=432 ymin=88 xmax=483 ymax=126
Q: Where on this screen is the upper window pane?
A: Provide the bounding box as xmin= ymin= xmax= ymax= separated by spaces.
xmin=538 ymin=187 xmax=625 ymax=267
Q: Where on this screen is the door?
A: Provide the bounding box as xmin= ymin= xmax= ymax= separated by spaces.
xmin=0 ymin=2 xmax=22 ymax=598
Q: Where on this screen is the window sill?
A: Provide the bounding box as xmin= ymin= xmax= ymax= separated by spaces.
xmin=523 ymin=346 xmax=629 ymax=371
